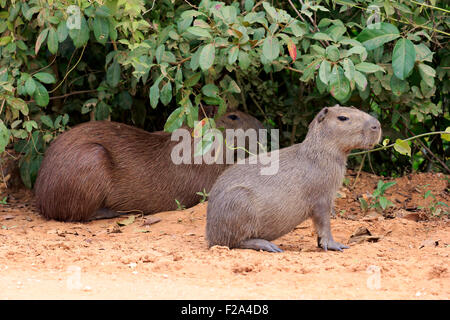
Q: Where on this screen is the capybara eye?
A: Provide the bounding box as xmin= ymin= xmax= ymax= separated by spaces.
xmin=227 ymin=114 xmax=239 ymax=120
xmin=337 ymin=116 xmax=349 ymax=121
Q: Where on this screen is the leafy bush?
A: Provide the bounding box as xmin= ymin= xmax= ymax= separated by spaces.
xmin=0 ymin=0 xmax=449 ymax=188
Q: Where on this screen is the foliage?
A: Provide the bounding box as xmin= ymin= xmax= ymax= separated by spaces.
xmin=196 ymin=188 xmax=209 ymax=203
xmin=359 ymin=179 xmax=396 ymax=212
xmin=420 ymin=188 xmax=449 ymax=216
xmin=0 ymin=0 xmax=449 ymax=188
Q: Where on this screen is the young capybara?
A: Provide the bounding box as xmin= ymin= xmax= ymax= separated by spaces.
xmin=206 ymin=105 xmax=382 ymax=252
xmin=34 ymin=110 xmax=264 ymax=222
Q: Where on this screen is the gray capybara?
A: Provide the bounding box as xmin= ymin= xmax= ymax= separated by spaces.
xmin=206 ymin=105 xmax=382 ymax=252
xmin=34 ymin=110 xmax=263 ymax=222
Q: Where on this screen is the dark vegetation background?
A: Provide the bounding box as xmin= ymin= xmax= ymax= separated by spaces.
xmin=0 ymin=0 xmax=449 ymax=189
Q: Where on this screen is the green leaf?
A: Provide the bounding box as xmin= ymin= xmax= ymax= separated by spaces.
xmin=164 ymin=107 xmax=185 ymax=132
xmin=353 ymin=71 xmax=367 ymax=92
xmin=0 ymin=120 xmax=10 ymax=153
xmin=394 ymin=138 xmax=411 ymax=157
xmin=262 ymin=36 xmax=280 ymax=61
xmin=33 ymin=72 xmax=56 ymax=84
xmin=245 ymin=0 xmax=255 ymax=12
xmin=414 ymin=43 xmax=433 ymax=62
xmin=328 ymin=66 xmax=351 ymax=103
xmin=199 ymin=43 xmax=215 ymax=71
xmin=93 ymin=16 xmax=109 ymax=45
xmin=319 ymin=60 xmax=331 ymax=85
xmin=23 ymin=120 xmax=39 ymax=132
xmin=0 ymin=36 xmax=12 ymax=46
xmin=40 ymin=115 xmax=54 ymax=128
xmin=356 ymin=22 xmax=400 ymax=50
xmin=238 ymin=51 xmax=251 ymax=70
xmin=417 ymin=63 xmax=436 ymax=79
xmin=355 ymin=62 xmax=385 ymax=74
xmin=311 ymin=33 xmax=333 ymax=41
xmin=392 ymin=38 xmax=415 ymax=80
xmin=95 ymin=5 xmax=111 ymax=18
xmin=390 ymin=75 xmax=409 ymax=96
xmin=69 ymin=16 xmax=90 ymax=48
xmin=25 ymin=77 xmax=37 ymax=96
xmin=441 ymin=127 xmax=450 ymax=142
xmin=202 ymin=84 xmax=219 ymax=98
xmin=56 ymin=20 xmax=69 ymax=42
xmin=187 ymin=26 xmax=211 ymax=39
xmin=379 ymin=196 xmax=388 ymax=210
xmin=33 ymin=82 xmax=49 ymax=107
xmin=106 ymin=61 xmax=121 ymax=87
xmin=325 ymin=45 xmax=340 ymax=62
xmin=342 ymin=58 xmax=355 ymax=82
xmin=35 ymin=28 xmax=49 ymax=55
xmin=9 ymin=98 xmax=29 ymax=115
xmin=185 ymin=72 xmax=201 ymax=88
xmin=95 ymin=101 xmax=110 ymax=120
xmin=228 ymin=80 xmax=241 ymax=93
xmin=47 ymin=27 xmax=58 ymax=54
xmin=228 ymin=46 xmax=239 ymax=65
xmin=160 ymin=81 xmax=173 ymax=106
xmin=149 ymin=82 xmax=160 ymax=109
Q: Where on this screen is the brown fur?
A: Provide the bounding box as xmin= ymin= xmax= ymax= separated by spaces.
xmin=34 ymin=111 xmax=263 ymax=222
xmin=206 ymin=105 xmax=382 ymax=252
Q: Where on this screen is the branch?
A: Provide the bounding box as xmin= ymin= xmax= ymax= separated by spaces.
xmin=25 ymin=89 xmax=98 ymax=103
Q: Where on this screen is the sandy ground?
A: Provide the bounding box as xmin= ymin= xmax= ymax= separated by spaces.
xmin=0 ymin=172 xmax=448 ymax=300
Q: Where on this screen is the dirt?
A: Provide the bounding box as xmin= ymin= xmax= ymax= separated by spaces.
xmin=0 ymin=171 xmax=449 ymax=300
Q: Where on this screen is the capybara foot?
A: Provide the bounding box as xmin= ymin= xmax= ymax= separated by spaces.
xmin=317 ymin=237 xmax=349 ymax=252
xmin=238 ymin=239 xmax=283 ymax=253
xmin=90 ymin=208 xmax=123 ymax=220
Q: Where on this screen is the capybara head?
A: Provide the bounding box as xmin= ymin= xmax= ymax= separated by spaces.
xmin=216 ymin=110 xmax=265 ymax=132
xmin=308 ymin=105 xmax=381 ymax=153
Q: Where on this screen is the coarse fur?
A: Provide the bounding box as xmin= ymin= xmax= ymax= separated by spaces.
xmin=34 ymin=110 xmax=263 ymax=222
xmin=206 ymin=105 xmax=382 ymax=252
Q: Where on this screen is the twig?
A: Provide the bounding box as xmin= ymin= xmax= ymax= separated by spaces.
xmin=183 ymin=0 xmax=198 ymax=9
xmin=0 ymin=99 xmax=5 ymax=116
xmin=30 ymin=55 xmax=57 ymax=76
xmin=287 ymin=0 xmax=329 ymax=47
xmin=284 ymin=65 xmax=303 ymax=73
xmin=170 ymin=56 xmax=192 ymax=66
xmin=350 ymin=131 xmax=449 ymax=158
xmin=235 ymin=72 xmax=249 ymax=113
xmin=143 ymin=0 xmax=156 ymax=15
xmin=401 ymin=119 xmax=450 ymax=173
xmin=25 ymin=89 xmax=98 ymax=103
xmin=49 ymin=45 xmax=87 ymax=94
xmin=352 ymin=153 xmax=366 ymax=188
xmin=248 ymin=92 xmax=269 ymax=122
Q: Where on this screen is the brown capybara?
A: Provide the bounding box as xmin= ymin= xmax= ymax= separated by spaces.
xmin=34 ymin=110 xmax=264 ymax=222
xmin=206 ymin=105 xmax=382 ymax=252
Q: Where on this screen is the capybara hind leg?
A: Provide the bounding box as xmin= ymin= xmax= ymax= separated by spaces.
xmin=34 ymin=143 xmax=113 ymax=221
xmin=90 ymin=208 xmax=124 ymax=220
xmin=238 ymin=239 xmax=283 ymax=253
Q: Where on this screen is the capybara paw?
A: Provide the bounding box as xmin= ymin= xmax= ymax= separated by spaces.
xmin=239 ymin=239 xmax=283 ymax=253
xmin=318 ymin=237 xmax=349 ymax=252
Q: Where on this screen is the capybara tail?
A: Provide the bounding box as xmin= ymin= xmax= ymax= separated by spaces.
xmin=34 ymin=143 xmax=113 ymax=222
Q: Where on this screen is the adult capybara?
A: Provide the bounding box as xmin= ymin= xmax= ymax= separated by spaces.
xmin=206 ymin=105 xmax=382 ymax=252
xmin=34 ymin=110 xmax=264 ymax=222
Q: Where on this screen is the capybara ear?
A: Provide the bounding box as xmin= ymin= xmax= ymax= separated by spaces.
xmin=200 ymin=105 xmax=219 ymax=119
xmin=317 ymin=107 xmax=329 ymax=123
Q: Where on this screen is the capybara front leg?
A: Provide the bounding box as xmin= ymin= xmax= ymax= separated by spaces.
xmin=312 ymin=201 xmax=349 ymax=252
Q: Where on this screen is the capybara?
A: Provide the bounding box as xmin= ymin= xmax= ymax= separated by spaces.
xmin=206 ymin=105 xmax=382 ymax=252
xmin=34 ymin=110 xmax=264 ymax=222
